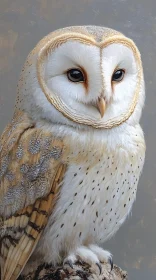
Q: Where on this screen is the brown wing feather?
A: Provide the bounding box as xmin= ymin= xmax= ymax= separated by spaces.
xmin=0 ymin=111 xmax=66 ymax=280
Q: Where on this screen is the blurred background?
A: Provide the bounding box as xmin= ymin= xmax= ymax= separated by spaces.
xmin=0 ymin=0 xmax=156 ymax=279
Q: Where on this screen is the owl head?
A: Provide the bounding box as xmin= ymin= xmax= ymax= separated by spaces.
xmin=15 ymin=26 xmax=145 ymax=130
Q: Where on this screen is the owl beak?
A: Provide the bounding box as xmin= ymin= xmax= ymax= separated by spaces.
xmin=97 ymin=97 xmax=106 ymax=118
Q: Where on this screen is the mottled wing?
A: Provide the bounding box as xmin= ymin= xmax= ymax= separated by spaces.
xmin=0 ymin=111 xmax=66 ymax=280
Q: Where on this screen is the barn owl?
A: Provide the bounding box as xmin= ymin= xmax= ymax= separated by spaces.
xmin=0 ymin=25 xmax=145 ymax=280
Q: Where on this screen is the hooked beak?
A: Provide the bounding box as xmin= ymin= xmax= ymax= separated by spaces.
xmin=97 ymin=97 xmax=106 ymax=118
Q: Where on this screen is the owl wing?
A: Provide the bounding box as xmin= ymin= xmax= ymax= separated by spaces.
xmin=0 ymin=111 xmax=66 ymax=280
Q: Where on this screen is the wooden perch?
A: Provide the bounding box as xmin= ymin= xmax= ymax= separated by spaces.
xmin=21 ymin=261 xmax=128 ymax=280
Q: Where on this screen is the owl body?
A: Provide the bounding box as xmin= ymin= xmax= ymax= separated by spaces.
xmin=34 ymin=122 xmax=145 ymax=265
xmin=0 ymin=26 xmax=146 ymax=280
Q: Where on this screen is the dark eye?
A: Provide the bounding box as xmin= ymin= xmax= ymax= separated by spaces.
xmin=112 ymin=69 xmax=125 ymax=82
xmin=67 ymin=68 xmax=85 ymax=82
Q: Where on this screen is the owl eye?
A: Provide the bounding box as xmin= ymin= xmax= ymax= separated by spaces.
xmin=112 ymin=69 xmax=125 ymax=82
xmin=67 ymin=69 xmax=85 ymax=83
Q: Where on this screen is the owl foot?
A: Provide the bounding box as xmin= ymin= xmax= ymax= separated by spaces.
xmin=63 ymin=245 xmax=113 ymax=274
xmin=89 ymin=244 xmax=113 ymax=271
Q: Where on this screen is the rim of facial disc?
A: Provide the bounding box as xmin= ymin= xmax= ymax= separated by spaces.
xmin=37 ymin=32 xmax=143 ymax=129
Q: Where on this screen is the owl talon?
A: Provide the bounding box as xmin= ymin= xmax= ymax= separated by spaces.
xmin=77 ymin=259 xmax=83 ymax=265
xmin=96 ymin=262 xmax=102 ymax=274
xmin=109 ymin=256 xmax=113 ymax=271
xmin=63 ymin=260 xmax=74 ymax=269
xmin=65 ymin=245 xmax=112 ymax=276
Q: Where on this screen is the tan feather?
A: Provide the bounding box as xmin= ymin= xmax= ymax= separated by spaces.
xmin=0 ymin=111 xmax=66 ymax=280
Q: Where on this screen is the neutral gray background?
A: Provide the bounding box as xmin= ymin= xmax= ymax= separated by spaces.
xmin=0 ymin=0 xmax=156 ymax=279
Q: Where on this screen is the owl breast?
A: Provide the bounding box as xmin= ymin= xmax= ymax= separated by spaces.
xmin=36 ymin=125 xmax=145 ymax=265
